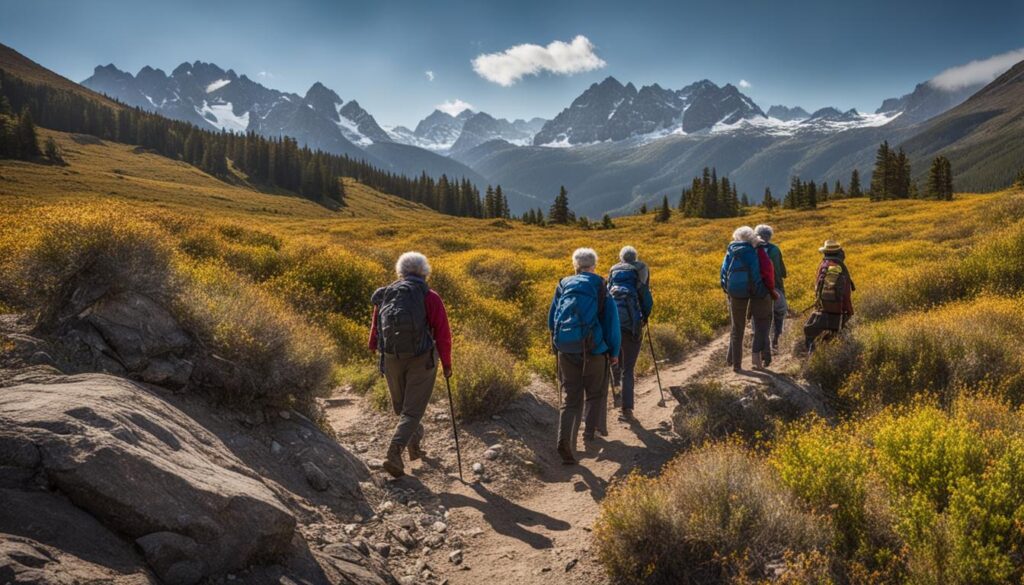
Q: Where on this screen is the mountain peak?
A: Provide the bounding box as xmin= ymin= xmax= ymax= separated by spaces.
xmin=305 ymin=81 xmax=341 ymax=105
xmin=598 ymin=76 xmax=624 ymax=88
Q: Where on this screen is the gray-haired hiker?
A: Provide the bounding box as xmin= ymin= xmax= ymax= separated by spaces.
xmin=608 ymin=246 xmax=653 ymax=421
xmin=369 ymin=252 xmax=453 ymax=478
xmin=721 ymin=227 xmax=777 ymax=371
xmin=756 ymin=224 xmax=787 ymax=355
xmin=548 ymin=248 xmax=621 ymax=465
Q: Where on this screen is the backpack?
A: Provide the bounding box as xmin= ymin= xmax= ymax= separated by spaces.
xmin=608 ymin=265 xmax=643 ymax=336
xmin=551 ymin=274 xmax=606 ymax=354
xmin=817 ymin=260 xmax=849 ymax=314
xmin=374 ymin=277 xmax=433 ymax=357
xmin=723 ymin=243 xmax=765 ymax=299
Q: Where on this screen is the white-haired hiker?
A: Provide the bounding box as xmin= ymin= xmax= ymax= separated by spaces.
xmin=607 ymin=245 xmax=653 ymax=421
xmin=548 ymin=248 xmax=621 ymax=464
xmin=369 ymin=252 xmax=453 ymax=478
xmin=755 ymin=224 xmax=788 ymax=355
xmin=720 ymin=227 xmax=777 ymax=371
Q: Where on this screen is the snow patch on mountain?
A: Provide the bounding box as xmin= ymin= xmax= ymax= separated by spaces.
xmin=336 ymin=104 xmax=373 ymax=146
xmin=197 ymin=101 xmax=249 ymax=132
xmin=206 ymin=79 xmax=231 ymax=93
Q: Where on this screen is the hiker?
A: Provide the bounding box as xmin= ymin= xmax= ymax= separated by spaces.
xmin=804 ymin=240 xmax=855 ymax=352
xmin=755 ymin=224 xmax=788 ymax=354
xmin=548 ymin=248 xmax=621 ymax=464
xmin=369 ymin=252 xmax=453 ymax=478
xmin=608 ymin=246 xmax=653 ymax=421
xmin=721 ymin=226 xmax=777 ymax=371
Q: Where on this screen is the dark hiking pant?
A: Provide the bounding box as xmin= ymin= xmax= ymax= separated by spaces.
xmin=804 ymin=312 xmax=847 ymax=353
xmin=771 ymin=290 xmax=788 ymax=346
xmin=727 ymin=295 xmax=773 ymax=367
xmin=612 ymin=329 xmax=642 ymax=411
xmin=383 ymin=351 xmax=436 ymax=447
xmin=557 ymin=352 xmax=608 ymax=454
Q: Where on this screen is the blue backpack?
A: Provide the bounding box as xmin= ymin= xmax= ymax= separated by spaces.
xmin=722 ymin=242 xmax=765 ymax=299
xmin=608 ymin=266 xmax=643 ymax=336
xmin=551 ymin=274 xmax=606 ymax=354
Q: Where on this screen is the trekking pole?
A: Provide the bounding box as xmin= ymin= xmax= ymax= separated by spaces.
xmin=443 ymin=375 xmax=464 ymax=482
xmin=646 ymin=322 xmax=667 ymax=407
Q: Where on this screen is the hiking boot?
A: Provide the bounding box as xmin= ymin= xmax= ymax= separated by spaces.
xmin=618 ymin=409 xmax=634 ymax=422
xmin=751 ymin=352 xmax=763 ymax=369
xmin=408 ymin=425 xmax=425 ymax=460
xmin=583 ymin=431 xmax=596 ymax=443
xmin=557 ymin=443 xmax=576 ymax=465
xmin=762 ymin=351 xmax=772 ymax=368
xmin=382 ymin=443 xmax=405 ymax=478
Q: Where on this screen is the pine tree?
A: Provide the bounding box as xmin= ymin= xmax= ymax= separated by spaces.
xmin=639 ymin=203 xmax=648 ymax=215
xmin=15 ymin=107 xmax=39 ymax=159
xmin=763 ymin=187 xmax=776 ymax=210
xmin=43 ymin=136 xmax=62 ymax=163
xmin=496 ymin=185 xmax=510 ymax=218
xmin=820 ymin=181 xmax=829 ymax=201
xmin=870 ymin=142 xmax=891 ymax=201
xmin=942 ymin=157 xmax=954 ymax=200
xmin=849 ymin=169 xmax=862 ymax=198
xmin=1016 ymin=168 xmax=1024 ymax=190
xmin=484 ymin=185 xmax=496 ymax=218
xmin=654 ymin=195 xmax=671 ymax=222
xmin=601 ymin=214 xmax=615 ymax=229
xmin=927 ymin=156 xmax=945 ymax=200
xmin=894 ymin=148 xmax=911 ymax=199
xmin=834 ymin=180 xmax=845 ymax=198
xmin=806 ymin=181 xmax=818 ymax=209
xmin=740 ymin=193 xmax=750 ymax=207
xmin=549 ymin=185 xmax=571 ymax=224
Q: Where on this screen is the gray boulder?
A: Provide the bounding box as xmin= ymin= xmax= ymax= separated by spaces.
xmin=0 ymin=373 xmax=296 ymax=581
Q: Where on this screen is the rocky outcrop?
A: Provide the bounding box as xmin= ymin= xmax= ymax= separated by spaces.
xmin=0 ymin=373 xmax=295 ymax=583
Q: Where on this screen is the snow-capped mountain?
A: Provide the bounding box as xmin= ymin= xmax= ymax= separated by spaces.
xmin=82 ymin=61 xmax=403 ymax=160
xmin=450 ymin=113 xmax=546 ymax=154
xmin=532 ymin=77 xmax=767 ymax=146
xmin=766 ymin=105 xmax=810 ymax=121
xmin=876 ymin=79 xmax=986 ymax=125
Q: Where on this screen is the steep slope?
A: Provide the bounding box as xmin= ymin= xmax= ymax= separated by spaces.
xmin=0 ymin=43 xmax=122 ymax=108
xmin=900 ymin=58 xmax=1024 ymax=192
xmin=877 ymin=79 xmax=985 ymax=125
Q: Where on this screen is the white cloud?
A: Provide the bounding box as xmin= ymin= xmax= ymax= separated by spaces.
xmin=471 ymin=35 xmax=606 ymax=86
xmin=929 ymin=48 xmax=1024 ymax=90
xmin=436 ymin=99 xmax=474 ymax=116
xmin=257 ymin=71 xmax=274 ymax=78
xmin=738 ymin=79 xmax=752 ymax=89
xmin=425 ymin=70 xmax=435 ymax=82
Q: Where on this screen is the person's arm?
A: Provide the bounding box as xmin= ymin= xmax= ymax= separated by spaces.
xmin=425 ymin=291 xmax=453 ymax=372
xmin=776 ymin=248 xmax=788 ymax=280
xmin=602 ymin=289 xmax=621 ymax=359
xmin=547 ymin=284 xmax=561 ymax=333
xmin=758 ymin=247 xmax=775 ymax=292
xmin=640 ymin=280 xmax=654 ymax=321
xmin=844 ymin=269 xmax=855 ymax=315
xmin=368 ymin=306 xmax=379 ymax=351
xmin=720 ymin=252 xmax=730 ymax=293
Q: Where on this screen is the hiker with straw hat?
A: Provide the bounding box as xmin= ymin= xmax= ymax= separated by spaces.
xmin=803 ymin=239 xmax=855 ymax=353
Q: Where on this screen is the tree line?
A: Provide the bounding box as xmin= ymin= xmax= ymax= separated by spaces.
xmin=0 ymin=69 xmax=505 ymax=217
xmin=678 ymin=167 xmax=743 ymax=219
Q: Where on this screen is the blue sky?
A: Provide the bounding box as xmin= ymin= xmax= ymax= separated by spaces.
xmin=2 ymin=0 xmax=1022 ymax=127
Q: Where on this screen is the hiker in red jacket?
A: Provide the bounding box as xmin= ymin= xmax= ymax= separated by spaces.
xmin=369 ymin=252 xmax=453 ymax=478
xmin=752 ymin=235 xmax=778 ymax=368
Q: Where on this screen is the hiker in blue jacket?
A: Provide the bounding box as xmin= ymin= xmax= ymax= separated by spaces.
xmin=608 ymin=246 xmax=653 ymax=421
xmin=548 ymin=248 xmax=621 ymax=465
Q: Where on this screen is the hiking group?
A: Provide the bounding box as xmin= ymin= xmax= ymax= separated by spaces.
xmin=368 ymin=227 xmax=854 ymax=476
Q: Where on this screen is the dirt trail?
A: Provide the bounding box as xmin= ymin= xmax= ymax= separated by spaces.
xmin=430 ymin=333 xmax=733 ymax=584
xmin=328 ymin=333 xmax=743 ymax=584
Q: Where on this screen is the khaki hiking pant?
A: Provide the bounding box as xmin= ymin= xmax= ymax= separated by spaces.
xmin=727 ymin=295 xmax=773 ymax=367
xmin=383 ymin=351 xmax=436 ymax=447
xmin=557 ymin=352 xmax=608 ymax=454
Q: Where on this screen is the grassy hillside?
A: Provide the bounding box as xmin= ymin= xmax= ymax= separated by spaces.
xmin=3 ymin=128 xmax=1012 ymax=395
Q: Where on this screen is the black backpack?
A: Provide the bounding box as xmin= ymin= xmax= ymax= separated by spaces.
xmin=374 ymin=277 xmax=433 ymax=357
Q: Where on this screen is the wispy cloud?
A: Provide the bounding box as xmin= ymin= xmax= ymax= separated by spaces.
xmin=929 ymin=48 xmax=1024 ymax=90
xmin=257 ymin=71 xmax=274 ymax=79
xmin=425 ymin=70 xmax=435 ymax=82
xmin=738 ymin=79 xmax=752 ymax=89
xmin=471 ymin=35 xmax=606 ymax=86
xmin=436 ymin=99 xmax=474 ymax=116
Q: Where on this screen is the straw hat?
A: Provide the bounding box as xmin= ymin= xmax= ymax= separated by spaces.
xmin=819 ymin=240 xmax=843 ymax=253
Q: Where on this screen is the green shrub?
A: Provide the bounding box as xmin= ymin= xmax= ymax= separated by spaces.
xmin=178 ymin=261 xmax=335 ymax=413
xmin=464 ymin=252 xmax=532 ymax=302
xmin=448 ymin=337 xmax=529 ymax=420
xmin=269 ymin=245 xmax=385 ymax=322
xmin=595 ymin=442 xmax=827 ymax=585
xmin=672 ymin=381 xmax=772 ymax=445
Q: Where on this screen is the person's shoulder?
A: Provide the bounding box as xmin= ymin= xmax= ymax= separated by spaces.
xmin=425 ymin=289 xmax=444 ymax=304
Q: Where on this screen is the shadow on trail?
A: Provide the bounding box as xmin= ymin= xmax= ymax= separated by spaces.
xmin=439 ymin=483 xmax=570 ymax=550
